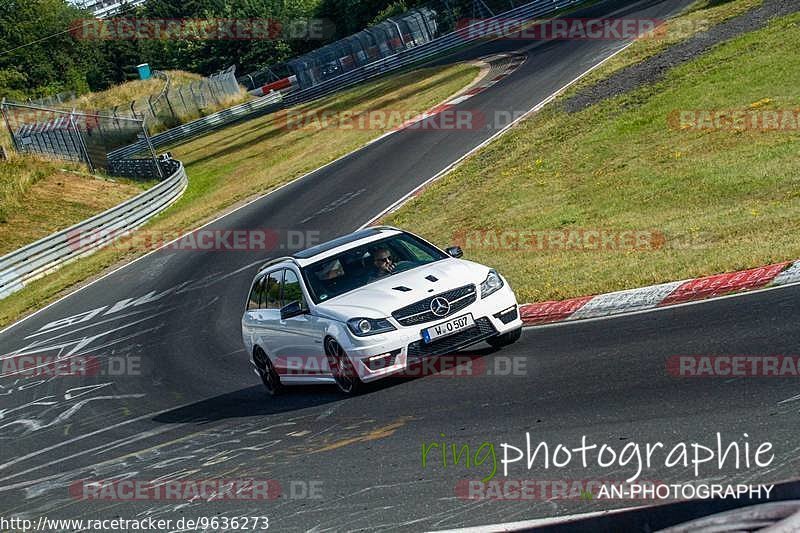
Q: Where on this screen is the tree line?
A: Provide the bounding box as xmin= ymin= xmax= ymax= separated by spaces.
xmin=0 ymin=0 xmax=419 ymax=100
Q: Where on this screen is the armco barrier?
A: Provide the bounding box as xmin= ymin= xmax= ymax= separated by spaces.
xmin=109 ymin=91 xmax=283 ymax=159
xmin=0 ymin=158 xmax=188 ymax=299
xmin=282 ymin=0 xmax=583 ymax=106
xmin=111 ymin=0 xmax=583 ymax=158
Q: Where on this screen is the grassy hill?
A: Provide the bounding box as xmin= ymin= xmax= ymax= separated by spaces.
xmin=385 ymin=2 xmax=800 ymax=303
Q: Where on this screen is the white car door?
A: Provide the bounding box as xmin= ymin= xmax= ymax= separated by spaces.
xmin=254 ymin=269 xmax=284 ymax=359
xmin=277 ymin=268 xmax=331 ymax=377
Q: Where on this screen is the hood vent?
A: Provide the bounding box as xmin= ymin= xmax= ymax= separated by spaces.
xmin=392 ymin=286 xmax=412 ymax=292
xmin=425 ymin=275 xmax=438 ymax=282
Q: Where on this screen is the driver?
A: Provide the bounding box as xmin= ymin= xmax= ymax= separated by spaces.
xmin=369 ymin=247 xmax=396 ymax=279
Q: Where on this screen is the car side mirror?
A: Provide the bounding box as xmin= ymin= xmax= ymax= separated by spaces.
xmin=445 ymin=246 xmax=463 ymax=258
xmin=280 ymin=300 xmax=307 ymax=320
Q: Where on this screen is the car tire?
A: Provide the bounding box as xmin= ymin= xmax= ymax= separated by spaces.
xmin=487 ymin=327 xmax=522 ymax=349
xmin=253 ymin=347 xmax=283 ymax=396
xmin=325 ymin=337 xmax=362 ymax=395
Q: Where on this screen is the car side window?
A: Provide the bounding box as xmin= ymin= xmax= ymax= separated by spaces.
xmin=399 ymin=239 xmax=438 ymax=262
xmin=248 ymin=276 xmax=265 ymax=311
xmin=283 ymin=270 xmax=305 ymax=308
xmin=265 ymin=270 xmax=284 ymax=310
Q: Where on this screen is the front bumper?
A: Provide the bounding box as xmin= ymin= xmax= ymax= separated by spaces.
xmin=338 ymin=283 xmax=522 ymax=383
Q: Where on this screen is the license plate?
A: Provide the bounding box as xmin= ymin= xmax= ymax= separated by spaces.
xmin=421 ymin=313 xmax=475 ymax=344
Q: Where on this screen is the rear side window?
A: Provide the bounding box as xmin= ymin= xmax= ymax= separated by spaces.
xmin=248 ymin=276 xmax=265 ymax=311
xmin=265 ymin=270 xmax=284 ymax=309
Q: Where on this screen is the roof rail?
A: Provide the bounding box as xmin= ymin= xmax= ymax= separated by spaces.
xmin=370 ymin=225 xmax=401 ymax=232
xmin=257 ymin=256 xmax=297 ymax=272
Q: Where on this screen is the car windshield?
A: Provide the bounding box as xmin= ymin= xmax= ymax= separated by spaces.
xmin=302 ymin=233 xmax=448 ymax=303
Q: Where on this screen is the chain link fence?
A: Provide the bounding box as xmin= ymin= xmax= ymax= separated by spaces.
xmin=28 ymin=91 xmax=78 ymax=107
xmin=108 ymin=66 xmax=245 ymax=132
xmin=240 ymin=0 xmax=532 ymax=92
xmin=1 ymin=99 xmax=162 ymax=178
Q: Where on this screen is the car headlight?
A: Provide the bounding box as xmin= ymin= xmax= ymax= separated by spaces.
xmin=347 ymin=317 xmax=396 ymax=337
xmin=480 ymin=269 xmax=504 ymax=298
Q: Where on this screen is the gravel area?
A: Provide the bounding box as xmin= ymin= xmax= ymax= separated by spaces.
xmin=563 ymin=0 xmax=800 ymax=112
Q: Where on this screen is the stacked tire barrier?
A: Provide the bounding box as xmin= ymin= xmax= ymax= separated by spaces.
xmin=0 ymin=158 xmax=188 ymax=299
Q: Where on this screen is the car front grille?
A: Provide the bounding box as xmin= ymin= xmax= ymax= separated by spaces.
xmin=391 ymin=284 xmax=477 ymax=326
xmin=406 ymin=317 xmax=497 ymax=359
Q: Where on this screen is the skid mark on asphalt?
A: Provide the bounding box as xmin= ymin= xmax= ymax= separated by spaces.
xmin=310 ymin=415 xmax=415 ymax=453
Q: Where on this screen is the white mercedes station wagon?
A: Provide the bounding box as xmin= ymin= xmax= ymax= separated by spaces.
xmin=241 ymin=227 xmax=522 ymax=394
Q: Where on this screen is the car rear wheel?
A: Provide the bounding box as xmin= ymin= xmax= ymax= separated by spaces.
xmin=487 ymin=327 xmax=522 ymax=349
xmin=325 ymin=337 xmax=362 ymax=394
xmin=254 ymin=347 xmax=283 ymax=396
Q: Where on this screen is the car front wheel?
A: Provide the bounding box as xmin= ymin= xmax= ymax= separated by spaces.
xmin=487 ymin=327 xmax=522 ymax=349
xmin=325 ymin=337 xmax=362 ymax=394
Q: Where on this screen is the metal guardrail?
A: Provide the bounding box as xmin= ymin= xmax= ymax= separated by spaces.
xmin=109 ymin=90 xmax=283 ymax=159
xmin=280 ymin=0 xmax=583 ymax=107
xmin=0 ymin=158 xmax=188 ymax=299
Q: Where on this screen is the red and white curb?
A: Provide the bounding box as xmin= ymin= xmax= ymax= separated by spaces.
xmin=519 ymin=259 xmax=800 ymax=326
xmin=368 ymin=53 xmax=527 ymax=145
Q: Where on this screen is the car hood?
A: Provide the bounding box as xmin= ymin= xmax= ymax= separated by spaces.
xmin=314 ymin=259 xmax=490 ymax=321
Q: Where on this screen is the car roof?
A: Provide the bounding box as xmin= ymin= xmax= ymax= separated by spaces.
xmin=256 ymin=227 xmax=403 ymax=273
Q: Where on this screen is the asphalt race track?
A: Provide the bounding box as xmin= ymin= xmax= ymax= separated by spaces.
xmin=4 ymin=0 xmax=799 ymax=531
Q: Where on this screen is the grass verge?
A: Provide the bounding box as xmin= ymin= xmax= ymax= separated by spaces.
xmin=566 ymin=0 xmax=765 ymax=96
xmin=0 ymin=154 xmax=150 ymax=254
xmin=384 ymin=7 xmax=800 ymax=304
xmin=0 ymin=63 xmax=480 ymax=327
xmin=65 ymin=70 xmax=251 ymax=133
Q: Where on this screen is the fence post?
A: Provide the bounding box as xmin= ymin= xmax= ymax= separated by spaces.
xmin=141 ymin=119 xmax=164 ymax=180
xmin=389 ymin=19 xmax=406 ymax=47
xmin=1 ymin=98 xmax=20 ymax=152
xmin=148 ymin=95 xmax=157 ymax=117
xmin=207 ymin=80 xmax=221 ymax=106
xmin=69 ymin=109 xmax=95 ymax=173
xmin=177 ymin=88 xmax=189 ymax=116
xmin=189 ymin=83 xmax=202 ymax=111
xmin=163 ymin=89 xmax=177 ymax=123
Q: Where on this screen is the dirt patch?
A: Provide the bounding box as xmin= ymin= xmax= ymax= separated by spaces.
xmin=564 ymin=0 xmax=800 ymax=112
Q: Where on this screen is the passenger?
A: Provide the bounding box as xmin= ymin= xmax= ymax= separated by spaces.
xmin=318 ymin=259 xmax=345 ymax=286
